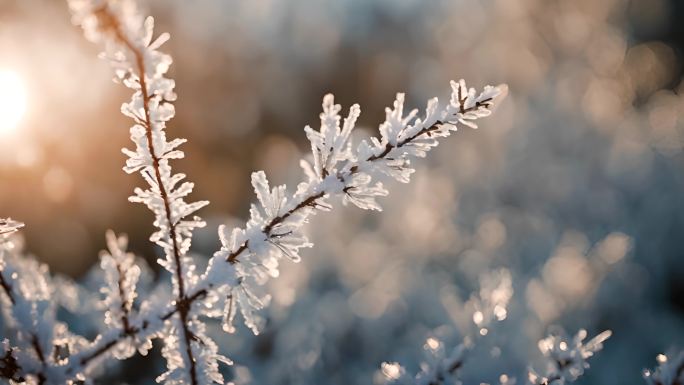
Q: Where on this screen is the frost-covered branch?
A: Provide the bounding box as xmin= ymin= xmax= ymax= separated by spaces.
xmin=99 ymin=230 xmax=153 ymax=360
xmin=0 ymin=221 xmax=59 ymax=384
xmin=204 ymin=79 xmax=506 ymax=335
xmin=527 ymin=329 xmax=611 ymax=385
xmin=382 ymin=339 xmax=469 ymax=385
xmin=381 ymin=269 xmax=513 ymax=385
xmin=69 ymin=1 xmax=210 ymax=383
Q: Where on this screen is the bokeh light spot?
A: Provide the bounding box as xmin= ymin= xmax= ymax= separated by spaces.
xmin=0 ymin=70 xmax=27 ymax=135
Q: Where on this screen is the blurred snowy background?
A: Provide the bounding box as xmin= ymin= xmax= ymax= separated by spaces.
xmin=1 ymin=0 xmax=683 ymax=383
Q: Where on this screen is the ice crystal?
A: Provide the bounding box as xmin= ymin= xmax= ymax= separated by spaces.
xmin=304 ymin=95 xmax=360 ymax=179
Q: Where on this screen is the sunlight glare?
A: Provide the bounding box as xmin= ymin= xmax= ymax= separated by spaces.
xmin=0 ymin=70 xmax=27 ymax=135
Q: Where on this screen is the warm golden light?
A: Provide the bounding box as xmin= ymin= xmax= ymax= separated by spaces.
xmin=0 ymin=70 xmax=27 ymax=135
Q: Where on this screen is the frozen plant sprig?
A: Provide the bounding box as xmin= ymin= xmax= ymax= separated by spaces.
xmin=99 ymin=230 xmax=153 ymax=360
xmin=643 ymin=352 xmax=684 ymax=385
xmin=527 ymin=328 xmax=611 ymax=385
xmin=208 ymin=80 xmax=506 ymax=337
xmin=0 ymin=225 xmax=71 ymax=384
xmin=417 ymin=338 xmax=469 ymax=385
xmin=380 ymin=340 xmax=468 ymax=385
xmin=70 ymin=0 xmax=213 ymax=384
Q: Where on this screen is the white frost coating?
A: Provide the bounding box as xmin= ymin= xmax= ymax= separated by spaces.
xmin=157 ymin=318 xmax=232 ymax=385
xmin=528 ymin=328 xmax=612 ymax=385
xmin=304 ymin=95 xmax=360 ymax=179
xmin=0 ymin=218 xmax=23 ymax=237
xmin=70 ymin=0 xmax=208 ymax=288
xmin=99 ymin=230 xmax=153 ymax=359
xmin=100 ymin=231 xmax=139 ymax=329
xmin=643 ymin=351 xmax=684 ymax=385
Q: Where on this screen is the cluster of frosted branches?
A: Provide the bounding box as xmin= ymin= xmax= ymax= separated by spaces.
xmin=381 ymin=340 xmax=469 ymax=385
xmin=0 ymin=0 xmax=507 ymax=383
xmin=0 ymin=2 xmax=680 ymax=385
xmin=0 ymin=220 xmax=81 ymax=384
xmin=380 ymin=269 xmax=612 ymax=385
xmin=643 ymin=352 xmax=684 ymax=385
xmin=527 ymin=329 xmax=611 ymax=385
xmin=381 ymin=269 xmax=514 ymax=385
xmin=381 ymin=328 xmax=611 ymax=385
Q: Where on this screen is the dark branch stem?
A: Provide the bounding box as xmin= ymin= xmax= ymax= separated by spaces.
xmin=225 ymin=192 xmax=326 ymax=264
xmin=114 ymin=263 xmax=133 ymax=333
xmin=0 ymin=346 xmax=24 ymax=383
xmin=30 ymin=336 xmax=46 ymax=385
xmin=366 ymin=97 xmax=492 ymax=163
xmin=96 ymin=6 xmax=199 ymax=384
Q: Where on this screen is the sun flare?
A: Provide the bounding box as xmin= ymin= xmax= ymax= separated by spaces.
xmin=0 ymin=70 xmax=27 ymax=135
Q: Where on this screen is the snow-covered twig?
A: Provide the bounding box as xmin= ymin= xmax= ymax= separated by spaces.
xmin=527 ymin=329 xmax=611 ymax=385
xmin=99 ymin=230 xmax=152 ymax=359
xmin=0 ymin=224 xmax=58 ymax=384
